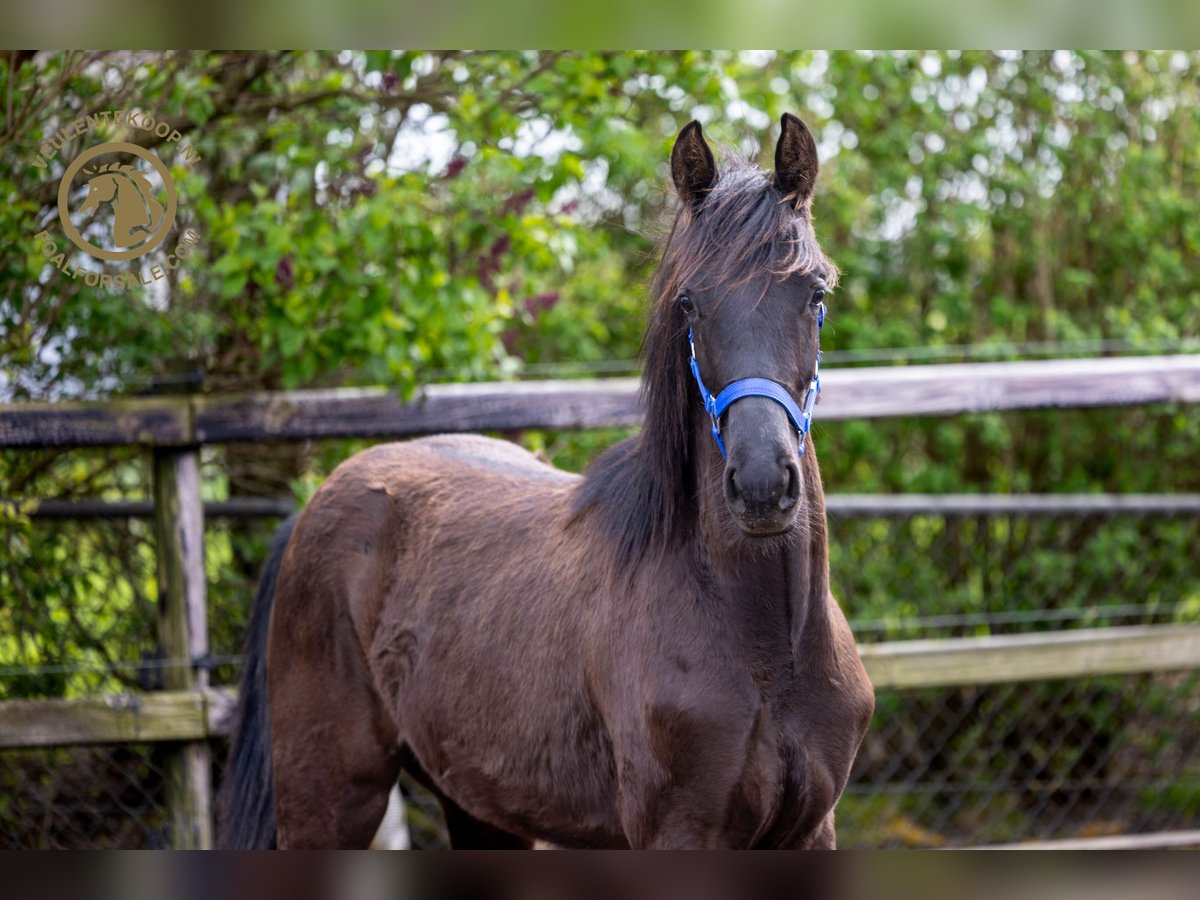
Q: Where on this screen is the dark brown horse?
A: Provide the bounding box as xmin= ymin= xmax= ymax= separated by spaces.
xmin=220 ymin=113 xmax=874 ymax=849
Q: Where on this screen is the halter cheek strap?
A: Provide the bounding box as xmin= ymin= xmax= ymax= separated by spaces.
xmin=688 ymin=302 xmax=824 ymax=460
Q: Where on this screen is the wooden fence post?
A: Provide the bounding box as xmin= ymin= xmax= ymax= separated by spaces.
xmin=153 ymin=446 xmax=212 ymax=849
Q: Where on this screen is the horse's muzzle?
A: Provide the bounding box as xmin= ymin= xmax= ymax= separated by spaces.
xmin=723 ymin=455 xmax=802 ymax=536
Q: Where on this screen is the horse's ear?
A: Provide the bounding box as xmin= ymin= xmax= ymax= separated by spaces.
xmin=670 ymin=120 xmax=717 ymax=208
xmin=774 ymin=113 xmax=820 ymax=208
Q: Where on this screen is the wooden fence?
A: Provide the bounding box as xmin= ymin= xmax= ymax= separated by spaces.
xmin=5 ymin=353 xmax=1200 ymax=449
xmin=3 ymin=352 xmax=1200 ymax=848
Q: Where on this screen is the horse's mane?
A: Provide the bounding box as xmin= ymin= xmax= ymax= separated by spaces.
xmin=572 ymin=156 xmax=838 ymax=567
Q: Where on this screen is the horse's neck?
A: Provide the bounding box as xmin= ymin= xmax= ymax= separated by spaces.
xmin=695 ymin=445 xmax=831 ymax=655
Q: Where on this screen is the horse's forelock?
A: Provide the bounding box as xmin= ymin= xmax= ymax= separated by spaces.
xmin=655 ymin=159 xmax=838 ymax=308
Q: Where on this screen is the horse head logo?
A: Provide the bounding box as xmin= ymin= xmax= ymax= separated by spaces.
xmin=75 ymin=161 xmax=166 ymax=249
xmin=57 ymin=141 xmax=178 ymax=262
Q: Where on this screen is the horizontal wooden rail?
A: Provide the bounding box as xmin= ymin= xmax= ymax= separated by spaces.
xmin=974 ymin=829 xmax=1200 ymax=850
xmin=4 ymin=625 xmax=1199 ymax=748
xmin=3 ymin=497 xmax=297 ymax=519
xmin=9 ymin=493 xmax=1200 ymax=521
xmin=0 ymin=691 xmax=210 ymax=747
xmin=192 ymin=380 xmax=644 ymax=444
xmin=825 ymin=493 xmax=1200 ymax=517
xmin=3 ymin=354 xmax=1200 ymax=448
xmin=863 ymin=624 xmax=1200 ymax=690
xmin=823 ymin=353 xmax=1200 ymax=419
xmin=0 ymin=380 xmax=643 ymax=449
xmin=0 ymin=396 xmax=193 ymax=449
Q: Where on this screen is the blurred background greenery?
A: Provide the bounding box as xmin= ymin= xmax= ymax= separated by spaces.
xmin=2 ymin=1 xmax=1199 ymax=48
xmin=3 ymin=48 xmax=1200 ymax=688
xmin=2 ymin=51 xmax=1200 ymax=847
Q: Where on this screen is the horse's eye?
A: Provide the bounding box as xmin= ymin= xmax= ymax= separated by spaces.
xmin=678 ymin=293 xmax=696 ymax=314
xmin=811 ymin=288 xmax=826 ymax=305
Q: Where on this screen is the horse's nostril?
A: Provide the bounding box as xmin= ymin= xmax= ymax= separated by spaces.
xmin=726 ymin=460 xmax=799 ymax=516
xmin=723 ymin=466 xmax=748 ymax=515
xmin=779 ymin=461 xmax=801 ymax=511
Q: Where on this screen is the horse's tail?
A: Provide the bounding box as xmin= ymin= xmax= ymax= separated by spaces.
xmin=217 ymin=515 xmax=297 ymax=849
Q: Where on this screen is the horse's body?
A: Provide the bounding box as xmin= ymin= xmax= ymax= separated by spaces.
xmin=221 ymin=114 xmax=874 ymax=850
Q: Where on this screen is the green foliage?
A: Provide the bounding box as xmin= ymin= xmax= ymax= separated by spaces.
xmin=5 ymin=52 xmax=1200 ymax=407
xmin=2 ymin=51 xmax=1200 ymax=702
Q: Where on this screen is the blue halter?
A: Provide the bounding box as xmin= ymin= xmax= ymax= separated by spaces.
xmin=687 ymin=302 xmax=824 ymax=460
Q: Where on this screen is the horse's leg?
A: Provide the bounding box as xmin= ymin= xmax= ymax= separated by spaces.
xmin=805 ymin=811 xmax=837 ymax=849
xmin=268 ymin=584 xmax=401 ymax=848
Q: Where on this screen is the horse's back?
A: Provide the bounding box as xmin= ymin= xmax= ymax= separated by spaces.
xmin=406 ymin=433 xmax=579 ymax=483
xmin=281 ymin=433 xmax=583 ymax=640
xmin=324 ymin=433 xmax=576 ymax=490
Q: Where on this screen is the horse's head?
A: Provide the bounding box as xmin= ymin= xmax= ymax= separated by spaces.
xmin=76 ymin=173 xmax=119 ymax=216
xmin=658 ymin=114 xmax=836 ymax=538
xmin=75 ymin=165 xmax=165 ymax=248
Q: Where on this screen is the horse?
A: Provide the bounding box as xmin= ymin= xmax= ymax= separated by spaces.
xmin=219 ymin=113 xmax=874 ymax=850
xmin=76 ymin=163 xmax=164 ymax=248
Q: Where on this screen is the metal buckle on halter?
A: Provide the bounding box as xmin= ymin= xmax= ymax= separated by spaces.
xmin=709 ymin=408 xmax=726 ymax=458
xmin=802 ymin=377 xmax=820 ymax=421
xmin=796 ymin=367 xmax=820 ymax=454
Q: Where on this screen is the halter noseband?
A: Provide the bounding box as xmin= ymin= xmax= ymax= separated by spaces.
xmin=687 ymin=302 xmax=825 ymax=460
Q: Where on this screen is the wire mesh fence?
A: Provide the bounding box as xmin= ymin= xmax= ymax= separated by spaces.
xmin=0 ymin=512 xmax=276 ymax=699
xmin=839 ymin=670 xmax=1200 ymax=848
xmin=0 ymin=743 xmax=169 ymax=849
xmin=829 ymin=501 xmax=1200 ymax=641
xmin=1 ymin=504 xmax=1198 ymax=848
